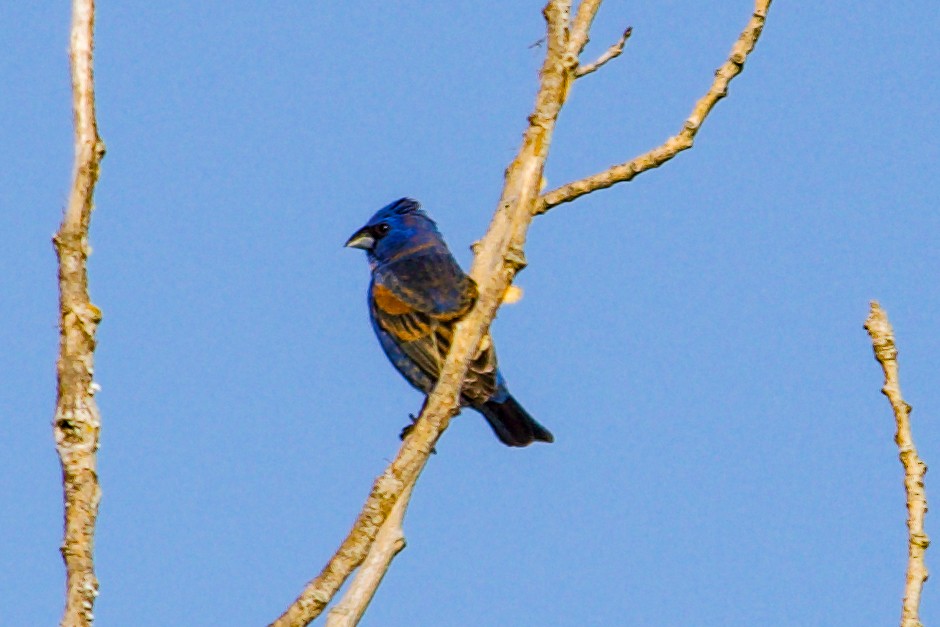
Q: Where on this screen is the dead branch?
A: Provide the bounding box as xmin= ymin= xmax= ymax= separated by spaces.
xmin=575 ymin=27 xmax=632 ymax=78
xmin=569 ymin=0 xmax=602 ymax=57
xmin=864 ymin=302 xmax=930 ymax=627
xmin=324 ymin=481 xmax=416 ymax=627
xmin=537 ymin=0 xmax=772 ymax=214
xmin=270 ymin=2 xmax=772 ymax=624
xmin=53 ymin=1 xmax=106 ymax=626
xmin=269 ymin=3 xmax=576 ymax=625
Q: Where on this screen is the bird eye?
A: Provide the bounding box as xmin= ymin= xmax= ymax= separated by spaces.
xmin=374 ymin=223 xmax=391 ymax=237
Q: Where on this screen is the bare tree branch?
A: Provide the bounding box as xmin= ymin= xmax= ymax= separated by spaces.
xmin=864 ymin=302 xmax=930 ymax=627
xmin=270 ymin=2 xmax=773 ymax=624
xmin=269 ymin=434 xmax=436 ymax=627
xmin=537 ymin=0 xmax=772 ymax=214
xmin=575 ymin=26 xmax=632 ymax=78
xmin=324 ymin=481 xmax=416 ymax=627
xmin=569 ymin=0 xmax=602 ymax=57
xmin=53 ymin=1 xmax=106 ymax=626
xmin=269 ymin=3 xmax=576 ymax=625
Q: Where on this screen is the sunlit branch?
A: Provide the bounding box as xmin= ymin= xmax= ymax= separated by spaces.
xmin=864 ymin=301 xmax=930 ymax=627
xmin=537 ymin=0 xmax=772 ymax=214
xmin=269 ymin=1 xmax=773 ymax=624
xmin=53 ymin=1 xmax=106 ymax=626
xmin=324 ymin=482 xmax=416 ymax=627
xmin=268 ymin=3 xmax=576 ymax=625
xmin=575 ymin=27 xmax=632 ymax=78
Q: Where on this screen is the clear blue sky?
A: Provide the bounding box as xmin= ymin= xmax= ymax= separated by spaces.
xmin=4 ymin=2 xmax=938 ymax=625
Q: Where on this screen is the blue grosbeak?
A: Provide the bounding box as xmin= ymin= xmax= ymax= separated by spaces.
xmin=345 ymin=198 xmax=553 ymax=447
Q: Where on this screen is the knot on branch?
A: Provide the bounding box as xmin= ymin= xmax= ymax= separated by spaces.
xmin=54 ymin=407 xmax=101 ymax=450
xmin=373 ymin=473 xmax=405 ymax=500
xmin=561 ymin=51 xmax=579 ymax=72
xmin=504 ymin=246 xmax=527 ymax=272
xmin=65 ymin=302 xmax=103 ymax=338
xmin=53 ymin=231 xmax=84 ymax=256
xmin=871 ymin=338 xmax=898 ymax=364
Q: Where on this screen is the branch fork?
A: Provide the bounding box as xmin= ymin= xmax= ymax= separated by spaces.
xmin=272 ymin=2 xmax=773 ymax=625
xmin=575 ymin=27 xmax=632 ymax=77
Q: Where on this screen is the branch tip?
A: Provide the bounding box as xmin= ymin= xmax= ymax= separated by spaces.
xmin=272 ymin=3 xmax=776 ymax=624
xmin=574 ymin=24 xmax=633 ymax=78
xmin=538 ymin=0 xmax=772 ymax=214
xmin=864 ymin=301 xmax=929 ymax=627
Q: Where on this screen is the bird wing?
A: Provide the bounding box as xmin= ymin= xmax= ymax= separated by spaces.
xmin=371 ymin=253 xmax=496 ymax=400
xmin=373 ymin=252 xmax=476 ymax=319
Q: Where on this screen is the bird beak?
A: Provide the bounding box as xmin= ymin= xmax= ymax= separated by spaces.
xmin=344 ymin=227 xmax=375 ymax=250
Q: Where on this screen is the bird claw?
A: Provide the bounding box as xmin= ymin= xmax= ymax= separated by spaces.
xmin=400 ymin=414 xmax=437 ymax=454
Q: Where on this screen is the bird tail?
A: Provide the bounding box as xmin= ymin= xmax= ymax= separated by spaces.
xmin=479 ymin=395 xmax=554 ymax=447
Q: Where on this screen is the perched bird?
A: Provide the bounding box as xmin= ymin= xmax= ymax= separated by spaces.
xmin=345 ymin=198 xmax=553 ymax=447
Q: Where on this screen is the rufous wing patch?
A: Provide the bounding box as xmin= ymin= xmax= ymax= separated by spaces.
xmin=372 ymin=283 xmax=414 ymax=315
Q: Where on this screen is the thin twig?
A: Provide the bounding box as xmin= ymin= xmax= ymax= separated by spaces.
xmin=324 ymin=481 xmax=416 ymax=627
xmin=575 ymin=26 xmax=632 ymax=78
xmin=271 ymin=1 xmax=775 ymax=623
xmin=54 ymin=1 xmax=106 ymax=626
xmin=268 ymin=3 xmax=575 ymax=625
xmin=537 ymin=0 xmax=772 ymax=214
xmin=864 ymin=301 xmax=930 ymax=627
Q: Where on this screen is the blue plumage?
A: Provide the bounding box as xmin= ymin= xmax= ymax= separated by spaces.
xmin=345 ymin=198 xmax=553 ymax=447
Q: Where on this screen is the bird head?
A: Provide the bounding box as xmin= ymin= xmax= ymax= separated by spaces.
xmin=345 ymin=198 xmax=442 ymax=264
